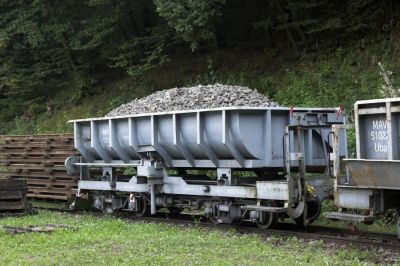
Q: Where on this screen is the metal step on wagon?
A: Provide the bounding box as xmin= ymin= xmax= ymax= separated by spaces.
xmin=66 ymin=106 xmax=346 ymax=228
xmin=325 ymin=98 xmax=400 ymax=236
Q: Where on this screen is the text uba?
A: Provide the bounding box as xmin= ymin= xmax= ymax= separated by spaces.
xmin=370 ymin=119 xmax=388 ymax=153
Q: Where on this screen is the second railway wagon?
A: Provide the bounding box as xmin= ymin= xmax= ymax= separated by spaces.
xmin=326 ymin=98 xmax=400 ymax=236
xmin=66 ymin=107 xmax=346 ymax=228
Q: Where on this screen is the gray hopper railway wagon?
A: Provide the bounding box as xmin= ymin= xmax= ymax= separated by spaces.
xmin=326 ymin=98 xmax=400 ymax=235
xmin=67 ymin=107 xmax=346 ymax=228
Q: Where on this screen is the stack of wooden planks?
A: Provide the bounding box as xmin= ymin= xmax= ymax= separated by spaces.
xmin=0 ymin=134 xmax=79 ymax=201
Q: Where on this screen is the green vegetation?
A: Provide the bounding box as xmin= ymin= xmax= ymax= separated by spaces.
xmin=0 ymin=211 xmax=387 ymax=265
xmin=1 ymin=1 xmax=399 ymax=134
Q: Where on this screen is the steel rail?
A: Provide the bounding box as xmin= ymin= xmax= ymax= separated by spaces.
xmin=57 ymin=210 xmax=400 ymax=250
xmin=121 ymin=214 xmax=400 ymax=251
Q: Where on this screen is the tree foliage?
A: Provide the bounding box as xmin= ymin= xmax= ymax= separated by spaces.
xmin=0 ymin=0 xmax=398 ymax=125
xmin=154 ymin=0 xmax=224 ymax=50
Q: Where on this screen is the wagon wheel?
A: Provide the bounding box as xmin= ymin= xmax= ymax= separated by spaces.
xmin=255 ymin=201 xmax=278 ymax=229
xmin=209 ymin=216 xmax=220 ymax=225
xmin=209 ymin=213 xmax=234 ymax=225
xmin=135 ymin=196 xmax=150 ymax=217
xmin=208 ymin=202 xmax=234 ymax=225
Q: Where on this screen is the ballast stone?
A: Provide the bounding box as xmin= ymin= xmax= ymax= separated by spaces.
xmin=106 ymin=84 xmax=279 ymax=117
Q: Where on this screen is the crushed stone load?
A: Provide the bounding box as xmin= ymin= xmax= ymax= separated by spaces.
xmin=106 ymin=84 xmax=279 ymax=117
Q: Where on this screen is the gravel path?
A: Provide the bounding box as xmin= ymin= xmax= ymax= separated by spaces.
xmin=106 ymin=84 xmax=278 ymax=116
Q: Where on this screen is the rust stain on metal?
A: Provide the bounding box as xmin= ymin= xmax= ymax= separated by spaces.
xmin=346 ymin=160 xmax=400 ymax=189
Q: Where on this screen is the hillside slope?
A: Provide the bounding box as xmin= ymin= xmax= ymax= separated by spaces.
xmin=3 ymin=35 xmax=398 ymax=135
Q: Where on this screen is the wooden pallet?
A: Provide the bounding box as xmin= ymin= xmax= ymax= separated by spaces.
xmin=0 ymin=134 xmax=79 ymax=202
xmin=0 ymin=178 xmax=31 ymax=213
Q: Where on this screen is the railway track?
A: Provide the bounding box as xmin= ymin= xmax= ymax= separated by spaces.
xmin=130 ymin=216 xmax=400 ymax=250
xmin=67 ymin=211 xmax=400 ymax=251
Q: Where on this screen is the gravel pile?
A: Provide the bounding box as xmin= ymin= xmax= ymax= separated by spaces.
xmin=106 ymin=84 xmax=279 ymax=117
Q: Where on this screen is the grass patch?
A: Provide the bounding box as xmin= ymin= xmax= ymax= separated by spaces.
xmin=0 ymin=210 xmax=392 ymax=265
